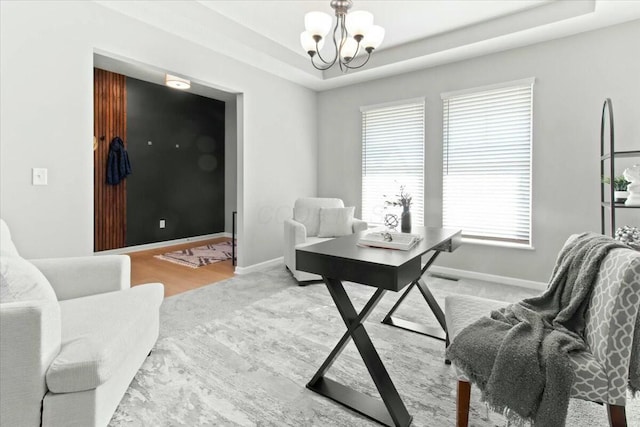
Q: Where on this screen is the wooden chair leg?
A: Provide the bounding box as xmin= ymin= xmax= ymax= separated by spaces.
xmin=457 ymin=380 xmax=471 ymax=427
xmin=607 ymin=404 xmax=627 ymax=427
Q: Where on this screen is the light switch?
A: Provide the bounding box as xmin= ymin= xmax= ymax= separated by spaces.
xmin=159 ymin=219 xmax=166 ymax=229
xmin=32 ymin=168 xmax=48 ymax=185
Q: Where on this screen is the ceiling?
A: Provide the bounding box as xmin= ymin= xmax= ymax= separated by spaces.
xmin=200 ymin=1 xmax=549 ymax=55
xmin=95 ymin=0 xmax=640 ymax=91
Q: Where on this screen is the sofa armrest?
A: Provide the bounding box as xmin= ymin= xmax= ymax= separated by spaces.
xmin=30 ymin=255 xmax=131 ymax=301
xmin=352 ymin=218 xmax=368 ymax=234
xmin=284 ymin=219 xmax=307 ymax=271
xmin=284 ymin=218 xmax=307 ymax=245
xmin=0 ymin=300 xmax=61 ymax=426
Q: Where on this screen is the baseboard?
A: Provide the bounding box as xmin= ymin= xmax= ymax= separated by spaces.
xmin=234 ymin=259 xmax=545 ymax=290
xmin=95 ymin=232 xmax=233 ymax=255
xmin=429 ymin=266 xmax=547 ymax=291
xmin=234 ymin=256 xmax=284 ymax=275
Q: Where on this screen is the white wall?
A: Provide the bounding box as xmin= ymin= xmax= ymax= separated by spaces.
xmin=0 ymin=1 xmax=317 ymax=267
xmin=317 ymin=20 xmax=640 ymax=282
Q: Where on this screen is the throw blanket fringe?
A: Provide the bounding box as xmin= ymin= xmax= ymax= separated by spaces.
xmin=447 ymin=233 xmax=628 ymax=427
xmin=454 ymin=357 xmax=535 ymax=426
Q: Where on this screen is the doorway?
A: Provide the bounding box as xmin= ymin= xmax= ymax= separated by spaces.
xmin=93 ymin=53 xmax=242 ymax=292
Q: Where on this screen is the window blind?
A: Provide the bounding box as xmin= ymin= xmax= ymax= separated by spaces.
xmin=442 ymin=80 xmax=533 ymax=245
xmin=362 ymin=100 xmax=424 ymax=226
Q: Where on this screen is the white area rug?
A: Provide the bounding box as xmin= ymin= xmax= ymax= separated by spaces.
xmin=110 ymin=266 xmax=640 ymax=426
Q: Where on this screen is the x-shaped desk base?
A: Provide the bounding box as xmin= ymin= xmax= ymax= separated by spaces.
xmin=381 ymin=251 xmax=450 ymax=350
xmin=306 ymin=278 xmax=412 ymax=427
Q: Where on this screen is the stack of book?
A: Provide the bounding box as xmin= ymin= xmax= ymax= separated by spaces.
xmin=357 ymin=231 xmax=423 ymax=251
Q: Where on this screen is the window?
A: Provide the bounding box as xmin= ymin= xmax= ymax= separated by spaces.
xmin=361 ymin=99 xmax=425 ymax=226
xmin=442 ymin=78 xmax=534 ymax=246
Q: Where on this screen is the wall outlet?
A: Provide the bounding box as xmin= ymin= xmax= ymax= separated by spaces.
xmin=32 ymin=168 xmax=48 ymax=185
xmin=159 ymin=219 xmax=166 ymax=229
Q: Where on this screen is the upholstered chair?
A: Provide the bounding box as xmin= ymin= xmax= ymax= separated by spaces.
xmin=284 ymin=198 xmax=367 ymax=282
xmin=0 ymin=219 xmax=164 ymax=427
xmin=445 ymin=236 xmax=640 ymax=427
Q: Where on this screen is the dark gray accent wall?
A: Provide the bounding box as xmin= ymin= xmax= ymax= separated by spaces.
xmin=126 ymin=77 xmax=225 ymax=246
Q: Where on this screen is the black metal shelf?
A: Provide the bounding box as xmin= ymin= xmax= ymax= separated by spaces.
xmin=601 ymin=150 xmax=640 ymax=161
xmin=600 ymin=98 xmax=640 ymax=236
xmin=601 ymin=202 xmax=640 ymax=209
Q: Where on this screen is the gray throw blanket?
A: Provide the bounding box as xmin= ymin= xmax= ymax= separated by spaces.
xmin=446 ymin=233 xmax=628 ymax=426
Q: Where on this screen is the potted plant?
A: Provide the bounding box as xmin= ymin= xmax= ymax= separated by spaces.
xmin=385 ymin=185 xmax=413 ymax=232
xmin=602 ymin=175 xmax=631 ymax=203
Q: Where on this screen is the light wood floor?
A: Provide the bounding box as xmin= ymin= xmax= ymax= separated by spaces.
xmin=128 ymin=238 xmax=235 ymax=297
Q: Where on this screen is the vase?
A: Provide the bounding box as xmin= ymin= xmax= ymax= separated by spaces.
xmin=614 ymin=191 xmax=629 ymax=203
xmin=625 ymin=182 xmax=640 ymax=206
xmin=401 ymin=209 xmax=411 ymax=233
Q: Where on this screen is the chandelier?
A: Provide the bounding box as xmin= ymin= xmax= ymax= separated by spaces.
xmin=300 ymin=0 xmax=385 ymax=72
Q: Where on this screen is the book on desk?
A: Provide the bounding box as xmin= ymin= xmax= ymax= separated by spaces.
xmin=357 ymin=231 xmax=423 ymax=251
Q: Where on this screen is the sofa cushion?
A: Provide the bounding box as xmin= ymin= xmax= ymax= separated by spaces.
xmin=0 ymin=255 xmax=57 ymax=303
xmin=46 ymin=283 xmax=163 ymax=393
xmin=293 ymin=198 xmax=344 ymax=237
xmin=0 ymin=219 xmax=20 ymax=257
xmin=318 ymin=207 xmax=355 ymax=237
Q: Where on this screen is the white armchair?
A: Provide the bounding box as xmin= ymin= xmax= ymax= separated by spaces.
xmin=284 ymin=198 xmax=367 ymax=283
xmin=0 ymin=219 xmax=164 ymax=427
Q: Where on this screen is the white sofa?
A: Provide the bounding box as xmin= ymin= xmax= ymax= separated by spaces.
xmin=284 ymin=198 xmax=367 ymax=282
xmin=0 ymin=219 xmax=164 ymax=427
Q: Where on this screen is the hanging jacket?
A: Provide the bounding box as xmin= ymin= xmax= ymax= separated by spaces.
xmin=106 ymin=136 xmax=132 ymax=185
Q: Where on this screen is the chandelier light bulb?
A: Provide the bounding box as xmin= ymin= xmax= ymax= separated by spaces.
xmin=300 ymin=31 xmax=324 ymax=54
xmin=341 ymin=38 xmax=359 ymax=60
xmin=362 ymin=25 xmax=385 ymax=50
xmin=345 ymin=10 xmax=373 ymax=40
xmin=304 ymin=11 xmax=332 ymax=38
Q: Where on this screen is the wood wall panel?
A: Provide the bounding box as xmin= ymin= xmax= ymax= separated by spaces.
xmin=94 ymin=68 xmax=126 ymax=251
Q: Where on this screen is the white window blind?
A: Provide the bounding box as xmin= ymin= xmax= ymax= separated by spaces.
xmin=362 ymin=99 xmax=424 ymax=226
xmin=442 ymin=79 xmax=534 ymax=245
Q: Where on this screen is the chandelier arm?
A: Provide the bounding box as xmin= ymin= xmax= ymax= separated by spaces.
xmin=313 ymin=41 xmax=330 ymax=65
xmin=342 ymin=50 xmax=372 ymax=70
xmin=337 ymin=15 xmax=349 ymax=72
xmin=343 ymin=20 xmax=362 ymax=65
xmin=309 ymin=58 xmax=334 ymax=71
xmin=310 ymin=51 xmax=342 ymax=71
xmin=315 ymin=16 xmax=341 ymax=66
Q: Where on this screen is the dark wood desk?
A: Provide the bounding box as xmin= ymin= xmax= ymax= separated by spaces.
xmin=296 ymin=227 xmax=462 ymax=427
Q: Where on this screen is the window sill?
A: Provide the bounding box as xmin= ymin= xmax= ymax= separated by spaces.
xmin=462 ymin=237 xmax=535 ymax=251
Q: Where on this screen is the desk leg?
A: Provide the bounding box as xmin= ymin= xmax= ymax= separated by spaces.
xmin=307 ymin=278 xmax=412 ymax=427
xmin=381 ymin=251 xmax=448 ymax=342
xmin=309 ymin=286 xmax=386 ymax=383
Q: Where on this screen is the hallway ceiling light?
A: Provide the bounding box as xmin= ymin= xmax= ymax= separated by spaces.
xmin=165 ymin=74 xmax=191 ymax=90
xmin=300 ymin=0 xmax=384 ymax=72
